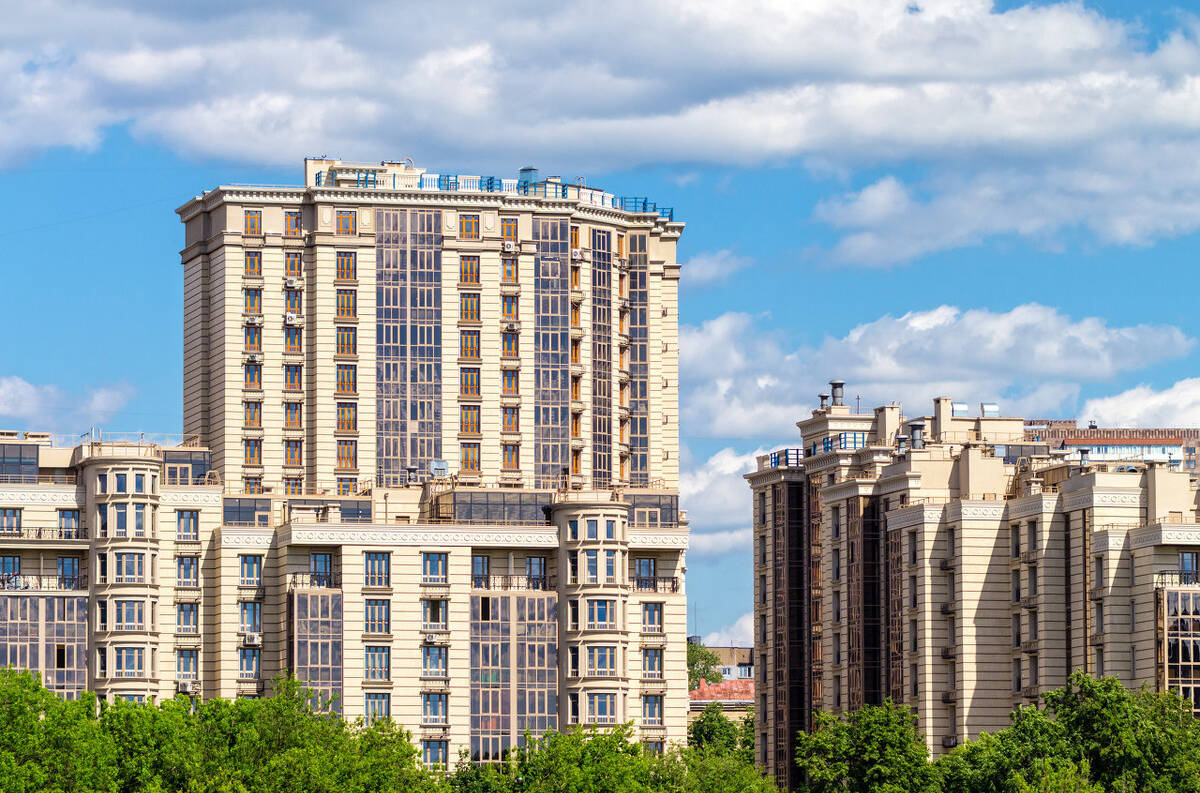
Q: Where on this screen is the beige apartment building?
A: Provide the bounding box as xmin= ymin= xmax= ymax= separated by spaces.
xmin=749 ymin=382 xmax=1200 ymax=789
xmin=0 ymin=159 xmax=690 ymax=765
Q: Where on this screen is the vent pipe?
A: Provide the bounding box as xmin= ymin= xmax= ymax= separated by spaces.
xmin=909 ymin=421 xmax=926 ymax=450
xmin=829 ymin=380 xmax=845 ymax=407
xmin=896 ymin=434 xmax=909 ymax=454
xmin=818 ymin=394 xmax=829 ymax=409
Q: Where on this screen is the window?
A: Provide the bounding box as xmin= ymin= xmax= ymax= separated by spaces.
xmin=832 ymin=548 xmax=841 ymax=581
xmin=502 ymin=295 xmax=518 ymax=319
xmin=337 ymin=326 xmax=356 ymax=355
xmin=365 ymin=599 xmax=390 ymax=634
xmin=502 ymin=407 xmax=519 ymax=432
xmin=337 ymin=477 xmax=354 ymax=496
xmin=1012 ymin=570 xmax=1021 ymax=602
xmin=461 ymin=405 xmax=481 ymax=434
xmin=588 ymin=599 xmax=616 ymax=629
xmin=177 ymin=510 xmax=199 ymax=541
xmin=423 ymin=740 xmax=449 ymax=768
xmin=606 ymin=520 xmax=616 ymax=540
xmin=908 ymin=531 xmax=917 ymax=565
xmin=473 ymin=555 xmax=490 ymax=588
xmin=501 ymin=217 xmax=518 ymax=240
xmin=336 ymin=290 xmax=356 ymax=318
xmin=335 ymin=210 xmax=356 ymax=235
xmin=571 ymin=304 xmax=580 ymax=327
xmin=642 ymin=602 xmax=663 ymax=632
xmin=605 ymin=550 xmax=616 ymax=583
xmin=503 ymin=444 xmax=519 ymax=470
xmin=240 ymin=648 xmax=260 ymax=679
xmin=460 ymin=330 xmax=480 ymax=359
xmin=115 ymin=647 xmax=144 ymax=678
xmin=571 ymin=414 xmax=581 ymax=437
xmin=365 ymin=646 xmax=391 ymax=681
xmin=1027 ymin=521 xmax=1037 ymax=555
xmin=366 ymin=693 xmax=391 ymax=724
xmin=570 ymin=339 xmax=580 ymax=363
xmin=244 ymin=289 xmax=261 ymax=313
xmin=588 ymin=692 xmax=616 ymax=724
xmin=422 ymin=599 xmax=447 ymax=630
xmin=502 ymin=257 xmax=518 ymax=283
xmin=244 ymin=364 xmax=262 ymax=389
xmin=503 ymin=370 xmax=518 ymax=395
xmin=1012 ymin=613 xmax=1022 ymax=647
xmin=643 ymin=695 xmax=663 ymax=726
xmin=243 ymin=477 xmax=262 ymax=494
xmin=460 ymin=292 xmax=480 ymax=321
xmin=643 ymin=648 xmax=663 ymax=679
xmin=1029 ymin=610 xmax=1039 ymax=641
xmin=285 ymin=402 xmax=302 ymax=429
xmin=285 ymin=364 xmax=302 ymax=391
xmin=337 ymin=439 xmax=357 ymax=469
xmin=460 ymin=368 xmax=480 ymax=397
xmin=1010 ymin=525 xmax=1021 ymax=558
xmin=239 ymin=601 xmax=261 ymax=632
xmin=285 ymin=251 xmax=302 ymax=277
xmin=364 ymin=552 xmax=390 ymax=587
xmin=831 ymin=505 xmax=841 ymax=539
xmin=244 ymin=210 xmax=261 ymax=235
xmin=572 ymin=377 xmax=581 ymax=400
xmin=98 ymin=473 xmax=107 ymax=494
xmin=423 ymin=645 xmax=447 ymax=678
xmin=135 ymin=504 xmax=147 ymax=537
xmin=833 ymin=590 xmax=842 ymax=622
xmin=833 ymin=634 xmax=842 ymax=665
xmin=114 ymin=553 xmax=144 ymax=584
xmin=177 ymin=649 xmax=198 ymax=681
xmin=460 ymin=255 xmax=480 ymax=284
xmin=588 ymin=646 xmax=616 ymax=676
xmin=423 ymin=693 xmax=449 ymax=725
xmin=177 ymin=556 xmax=199 ymax=587
xmin=586 ymin=550 xmax=598 ymax=583
xmin=1012 ymin=659 xmax=1022 ymax=691
xmin=461 ymin=444 xmax=480 ymax=472
xmin=833 ymin=675 xmax=842 ymax=708
xmin=244 ymin=250 xmax=261 ymax=276
xmin=58 ymin=509 xmax=79 ymax=534
xmin=114 ymin=504 xmax=127 ymax=535
xmin=285 ymin=440 xmax=302 ymax=467
xmin=423 ymin=552 xmax=447 ymax=584
xmin=501 ymin=332 xmax=519 ymax=357
xmin=459 ymin=213 xmax=479 ymax=239
xmin=284 ymin=210 xmax=301 ymax=237
xmin=336 ymin=251 xmax=356 ymax=280
xmin=909 ymin=574 xmax=918 ymax=609
xmin=115 ymin=600 xmax=144 ymax=630
xmin=244 ymin=401 xmax=262 ymax=428
xmin=570 ymin=266 xmax=580 ymax=289
xmin=337 ymin=402 xmax=357 ymax=431
xmin=285 ymin=288 xmax=301 ymax=313
xmin=337 ymin=364 xmax=357 ymax=394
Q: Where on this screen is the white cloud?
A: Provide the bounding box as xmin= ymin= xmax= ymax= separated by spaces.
xmin=6 ymin=2 xmax=1200 ymax=260
xmin=681 ymin=446 xmax=763 ymax=526
xmin=682 ymin=249 xmax=753 ymax=286
xmin=1080 ymin=378 xmax=1200 ymax=427
xmin=0 ymin=376 xmax=135 ymax=432
xmin=703 ymin=612 xmax=754 ymax=648
xmin=680 ymin=305 xmax=1193 ymax=441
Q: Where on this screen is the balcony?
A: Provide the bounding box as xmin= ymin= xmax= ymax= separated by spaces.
xmin=1022 ymin=685 xmax=1040 ymax=699
xmin=1088 ymin=585 xmax=1105 ymax=601
xmin=940 ymin=602 xmax=956 ymax=615
xmin=640 ymin=631 xmax=667 ymax=646
xmin=0 ymin=527 xmax=88 ymax=541
xmin=1089 ymin=631 xmax=1104 ymax=646
xmin=939 ymin=558 xmax=956 ymax=571
xmin=0 ymin=574 xmax=86 ymax=592
xmin=1021 ymin=639 xmax=1039 ymax=653
xmin=1021 ymin=550 xmax=1038 ymax=564
xmin=471 ymin=575 xmax=555 ymax=591
xmin=941 ymin=691 xmax=957 ymax=704
xmin=940 ymin=646 xmax=957 ymax=659
xmin=1020 ymin=596 xmax=1038 ymax=609
xmin=633 ymin=577 xmax=679 ymax=593
xmin=1154 ymin=569 xmax=1200 ymax=588
xmin=289 ymin=572 xmax=341 ymax=589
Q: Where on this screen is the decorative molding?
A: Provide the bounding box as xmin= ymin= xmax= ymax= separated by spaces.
xmin=285 ymin=525 xmax=560 ymax=547
xmin=0 ymin=488 xmax=82 ymax=506
xmin=1133 ymin=526 xmax=1200 ymax=549
xmin=159 ymin=490 xmax=222 ymax=507
xmin=954 ymin=503 xmax=1005 ymax=521
xmin=220 ymin=529 xmax=275 ymax=548
xmin=1007 ymin=494 xmax=1059 ymax=520
xmin=885 ymin=505 xmax=943 ymax=531
xmin=627 ymin=530 xmax=689 ymax=549
xmin=1064 ymin=488 xmax=1143 ymax=511
xmin=1092 ymin=529 xmax=1129 ymax=553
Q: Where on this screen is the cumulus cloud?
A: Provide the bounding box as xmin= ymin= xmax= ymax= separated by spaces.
xmin=680 ymin=305 xmax=1194 ymax=441
xmin=682 ymin=249 xmax=752 ymax=286
xmin=1080 ymin=378 xmax=1200 ymax=427
xmin=704 ymin=612 xmax=754 ymax=648
xmin=0 ymin=376 xmax=135 ymax=432
xmin=6 ymin=1 xmax=1200 ymax=260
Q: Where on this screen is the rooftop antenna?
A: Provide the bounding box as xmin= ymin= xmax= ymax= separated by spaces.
xmin=856 ymin=395 xmax=862 ymax=413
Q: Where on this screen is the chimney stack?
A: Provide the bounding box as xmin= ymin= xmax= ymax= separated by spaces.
xmin=819 ymin=394 xmax=829 ymax=409
xmin=829 ymin=380 xmax=845 ymax=407
xmin=909 ymin=421 xmax=926 ymax=450
xmin=896 ymin=434 xmax=909 ymax=454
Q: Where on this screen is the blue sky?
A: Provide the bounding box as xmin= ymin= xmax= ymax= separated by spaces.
xmin=4 ymin=0 xmax=1200 ymax=644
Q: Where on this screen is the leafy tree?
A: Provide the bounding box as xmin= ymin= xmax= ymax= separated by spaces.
xmin=687 ymin=642 xmax=723 ymax=690
xmin=688 ymin=704 xmax=739 ymax=753
xmin=794 ymin=700 xmax=939 ymax=793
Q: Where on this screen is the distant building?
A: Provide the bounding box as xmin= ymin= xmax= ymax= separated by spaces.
xmin=711 ymin=645 xmax=754 ymax=681
xmin=749 ymin=382 xmax=1200 ymax=789
xmin=689 ymin=678 xmax=754 ymax=722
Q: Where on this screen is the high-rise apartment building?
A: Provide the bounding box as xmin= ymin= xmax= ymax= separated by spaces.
xmin=749 ymin=382 xmax=1200 ymax=789
xmin=0 ymin=160 xmax=690 ymax=763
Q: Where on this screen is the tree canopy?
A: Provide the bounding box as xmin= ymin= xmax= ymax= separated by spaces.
xmin=687 ymin=642 xmax=723 ymax=690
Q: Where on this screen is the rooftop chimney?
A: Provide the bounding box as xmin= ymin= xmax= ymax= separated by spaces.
xmin=909 ymin=421 xmax=926 ymax=450
xmin=829 ymin=380 xmax=845 ymax=407
xmin=518 ymin=166 xmax=539 ymax=185
xmin=896 ymin=434 xmax=909 ymax=453
xmin=819 ymin=394 xmax=829 ymax=409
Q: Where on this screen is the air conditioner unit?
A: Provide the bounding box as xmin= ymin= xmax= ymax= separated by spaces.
xmin=244 ymin=632 xmax=262 ymax=647
xmin=423 ymin=633 xmax=441 ymax=644
xmin=177 ymin=680 xmax=199 ymax=695
xmin=570 ymin=248 xmax=583 ymax=260
xmin=285 ymin=313 xmax=302 ymax=326
xmin=285 ymin=277 xmax=301 ymax=289
xmin=246 ymin=315 xmax=263 ymax=326
xmin=502 ymin=241 xmax=517 ymax=253
xmin=505 ymin=323 xmax=518 ymax=333
xmin=245 ymin=353 xmax=262 ymax=364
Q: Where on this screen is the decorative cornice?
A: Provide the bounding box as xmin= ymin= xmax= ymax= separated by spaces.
xmin=627 ymin=529 xmax=689 ymax=549
xmin=1092 ymin=529 xmax=1129 ymax=553
xmin=220 ymin=529 xmax=275 ymax=548
xmin=0 ymin=488 xmax=82 ymax=505
xmin=284 ymin=525 xmax=560 ymax=547
xmin=1133 ymin=525 xmax=1200 ymax=549
xmin=949 ymin=502 xmax=1006 ymax=521
xmin=886 ymin=505 xmax=943 ymax=531
xmin=1007 ymin=493 xmax=1060 ymax=520
xmin=1064 ymin=488 xmax=1143 ymax=511
xmin=159 ymin=490 xmax=222 ymax=507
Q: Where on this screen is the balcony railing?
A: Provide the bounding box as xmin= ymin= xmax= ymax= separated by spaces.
xmin=633 ymin=577 xmax=679 ymax=593
xmin=0 ymin=527 xmax=88 ymax=540
xmin=0 ymin=574 xmax=86 ymax=591
xmin=1156 ymin=569 xmax=1200 ymax=588
xmin=0 ymin=473 xmax=78 ymax=485
xmin=471 ymin=575 xmax=555 ymax=591
xmin=289 ymin=572 xmax=341 ymax=588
